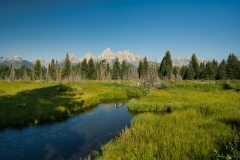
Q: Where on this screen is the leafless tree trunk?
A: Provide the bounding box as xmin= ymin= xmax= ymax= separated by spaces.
xmin=129 ymin=69 xmax=138 ymax=80
xmin=147 ymin=63 xmax=159 ymax=86
xmin=56 ymin=68 xmax=61 ymax=82
xmin=23 ymin=68 xmax=29 ymax=81
xmin=9 ymin=63 xmax=15 ymax=82
xmin=97 ymin=63 xmax=106 ymax=81
xmin=40 ymin=70 xmax=43 ymax=82
xmin=146 ymin=56 xmax=160 ymax=86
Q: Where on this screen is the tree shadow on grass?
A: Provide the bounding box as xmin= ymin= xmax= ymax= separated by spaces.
xmin=220 ymin=119 xmax=240 ymax=129
xmin=0 ymin=84 xmax=96 ymax=129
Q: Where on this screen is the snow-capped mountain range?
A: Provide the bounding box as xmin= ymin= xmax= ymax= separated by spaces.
xmin=172 ymin=56 xmax=210 ymax=67
xmin=0 ymin=48 xmax=215 ymax=68
xmin=0 ymin=54 xmax=33 ymax=68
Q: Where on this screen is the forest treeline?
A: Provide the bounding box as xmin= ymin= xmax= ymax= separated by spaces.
xmin=0 ymin=52 xmax=239 ymax=82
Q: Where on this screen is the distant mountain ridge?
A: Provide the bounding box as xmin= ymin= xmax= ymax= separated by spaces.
xmin=1 ymin=48 xmax=214 ymax=68
xmin=32 ymin=58 xmax=49 ymax=67
xmin=172 ymin=57 xmax=210 ymax=67
xmin=0 ymin=55 xmax=33 ymax=68
xmin=57 ymin=48 xmax=143 ymax=67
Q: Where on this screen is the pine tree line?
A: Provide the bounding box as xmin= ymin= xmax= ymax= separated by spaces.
xmin=1 ymin=52 xmax=239 ymax=82
xmin=180 ymin=53 xmax=240 ymax=80
xmin=160 ymin=52 xmax=240 ymax=80
xmin=0 ymin=53 xmax=138 ymax=82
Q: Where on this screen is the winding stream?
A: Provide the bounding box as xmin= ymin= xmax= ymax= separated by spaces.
xmin=0 ymin=100 xmax=135 ymax=160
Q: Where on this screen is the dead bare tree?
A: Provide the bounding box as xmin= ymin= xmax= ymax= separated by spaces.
xmin=98 ymin=62 xmax=106 ymax=81
xmin=146 ymin=56 xmax=160 ymax=86
xmin=23 ymin=68 xmax=30 ymax=81
xmin=129 ymin=69 xmax=138 ymax=80
xmin=9 ymin=63 xmax=15 ymax=82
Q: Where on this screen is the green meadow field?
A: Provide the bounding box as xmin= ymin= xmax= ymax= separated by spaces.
xmin=0 ymin=81 xmax=146 ymax=128
xmin=99 ymin=81 xmax=240 ymax=160
xmin=0 ymin=80 xmax=239 ymax=159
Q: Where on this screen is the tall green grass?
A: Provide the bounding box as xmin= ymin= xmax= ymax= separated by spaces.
xmin=98 ymin=81 xmax=240 ymax=159
xmin=99 ymin=109 xmax=234 ymax=160
xmin=0 ymin=81 xmax=145 ymax=128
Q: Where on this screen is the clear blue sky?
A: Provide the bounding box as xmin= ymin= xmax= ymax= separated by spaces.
xmin=0 ymin=0 xmax=239 ymax=62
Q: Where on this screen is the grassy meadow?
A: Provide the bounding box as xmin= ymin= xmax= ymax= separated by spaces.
xmin=98 ymin=81 xmax=240 ymax=159
xmin=0 ymin=80 xmax=146 ymax=128
xmin=1 ymin=80 xmax=239 ymax=159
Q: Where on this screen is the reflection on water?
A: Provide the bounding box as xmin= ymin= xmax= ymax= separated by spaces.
xmin=0 ymin=100 xmax=135 ymax=160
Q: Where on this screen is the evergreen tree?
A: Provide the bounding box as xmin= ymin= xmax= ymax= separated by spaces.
xmin=143 ymin=57 xmax=149 ymax=78
xmin=126 ymin=64 xmax=132 ymax=80
xmin=202 ymin=61 xmax=215 ymax=80
xmin=159 ymin=58 xmax=166 ymax=79
xmin=111 ymin=57 xmax=121 ymax=80
xmin=34 ymin=60 xmax=41 ymax=80
xmin=55 ymin=60 xmax=60 ymax=81
xmin=81 ymin=58 xmax=88 ymax=79
xmin=180 ymin=65 xmax=188 ymax=80
xmin=186 ymin=65 xmax=194 ymax=80
xmin=120 ymin=60 xmax=127 ymax=80
xmin=61 ymin=53 xmax=71 ymax=80
xmin=226 ymin=53 xmax=239 ymax=79
xmin=199 ymin=62 xmax=205 ymax=79
xmin=42 ymin=66 xmax=47 ymax=80
xmin=137 ymin=60 xmax=144 ymax=79
xmin=87 ymin=57 xmax=96 ymax=80
xmin=216 ymin=59 xmax=227 ymax=80
xmin=17 ymin=65 xmax=29 ymax=80
xmin=172 ymin=66 xmax=180 ymax=79
xmin=189 ymin=53 xmax=199 ymax=79
xmin=75 ymin=62 xmax=81 ymax=74
xmin=49 ymin=59 xmax=56 ymax=80
xmin=96 ymin=59 xmax=110 ymax=80
xmin=212 ymin=59 xmax=218 ymax=79
xmin=0 ymin=65 xmax=10 ymax=80
xmin=159 ymin=51 xmax=172 ymax=80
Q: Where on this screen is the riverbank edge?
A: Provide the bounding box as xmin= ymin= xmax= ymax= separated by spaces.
xmin=0 ymin=81 xmax=148 ymax=129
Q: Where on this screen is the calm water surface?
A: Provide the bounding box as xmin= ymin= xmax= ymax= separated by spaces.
xmin=0 ymin=100 xmax=135 ymax=160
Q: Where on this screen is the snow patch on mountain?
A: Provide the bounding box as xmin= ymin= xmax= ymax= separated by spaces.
xmin=172 ymin=57 xmax=210 ymax=66
xmin=32 ymin=58 xmax=49 ymax=67
xmin=1 ymin=49 xmax=216 ymax=68
xmin=0 ymin=55 xmax=33 ymax=68
xmin=79 ymin=52 xmax=95 ymax=62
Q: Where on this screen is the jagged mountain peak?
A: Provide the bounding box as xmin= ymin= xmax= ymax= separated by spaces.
xmin=99 ymin=48 xmax=113 ymax=56
xmin=103 ymin=47 xmax=112 ymax=53
xmin=68 ymin=53 xmax=78 ymax=61
xmin=32 ymin=58 xmax=49 ymax=67
xmin=59 ymin=53 xmax=80 ymax=65
xmin=68 ymin=53 xmax=76 ymax=57
xmin=9 ymin=54 xmax=23 ymax=61
xmin=0 ymin=54 xmax=33 ymax=68
xmin=96 ymin=48 xmax=114 ymax=62
xmin=79 ymin=52 xmax=95 ymax=62
xmin=0 ymin=56 xmax=7 ymax=61
xmin=115 ymin=50 xmax=142 ymax=65
xmin=1 ymin=50 xmax=215 ymax=69
xmin=172 ymin=56 xmax=210 ymax=66
xmin=84 ymin=52 xmax=93 ymax=57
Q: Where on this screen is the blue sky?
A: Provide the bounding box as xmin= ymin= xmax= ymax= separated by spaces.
xmin=0 ymin=0 xmax=239 ymax=62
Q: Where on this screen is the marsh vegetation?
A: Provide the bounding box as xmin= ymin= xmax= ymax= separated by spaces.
xmin=98 ymin=81 xmax=240 ymax=160
xmin=0 ymin=81 xmax=146 ymax=128
xmin=0 ymin=80 xmax=240 ymax=159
